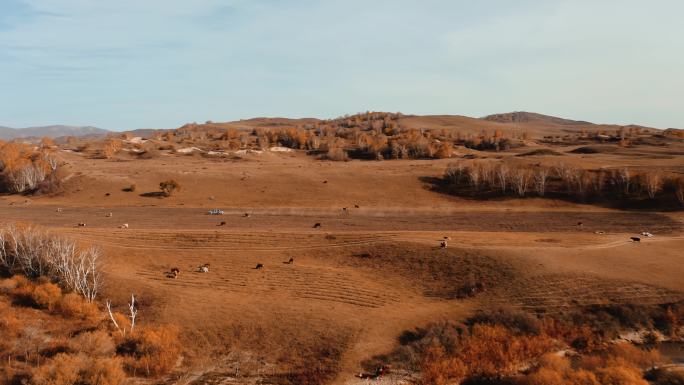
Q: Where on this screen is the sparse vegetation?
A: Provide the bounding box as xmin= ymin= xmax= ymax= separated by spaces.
xmin=0 ymin=277 xmax=182 ymax=384
xmin=159 ymin=179 xmax=181 ymax=196
xmin=370 ymin=304 xmax=684 ymax=385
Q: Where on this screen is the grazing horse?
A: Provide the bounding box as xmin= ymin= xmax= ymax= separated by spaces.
xmin=630 ymin=237 xmax=641 ymax=242
xmin=243 ymin=213 xmax=251 ymax=218
xmin=199 ymin=263 xmax=210 ymax=273
xmin=120 ymin=223 xmax=129 ymax=229
xmin=218 ymin=221 xmax=227 ymax=226
xmin=106 ymin=212 xmax=113 ymax=217
xmin=254 ymin=263 xmax=264 ymax=270
xmin=56 ymin=208 xmax=63 ymax=212
xmin=168 ymin=268 xmax=180 ymax=278
xmin=77 ymin=222 xmax=86 ymax=227
xmin=283 ymin=258 xmax=294 ymax=264
xmin=440 ymin=241 xmax=448 ymax=249
xmin=354 ymin=204 xmax=360 ymax=208
xmin=313 ymin=223 xmax=322 ymax=228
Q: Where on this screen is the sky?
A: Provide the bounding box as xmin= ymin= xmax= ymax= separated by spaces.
xmin=0 ymin=0 xmax=682 ymax=131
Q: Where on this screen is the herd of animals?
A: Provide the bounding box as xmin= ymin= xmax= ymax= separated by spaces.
xmin=55 ymin=207 xmax=657 ymax=279
xmin=165 ymin=259 xmax=291 ymax=279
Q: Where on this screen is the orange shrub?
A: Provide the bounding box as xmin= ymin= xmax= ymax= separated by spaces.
xmin=120 ymin=325 xmax=181 ymax=377
xmin=420 ymin=346 xmax=466 ymax=385
xmin=55 ymin=292 xmax=100 ymax=321
xmin=31 ymin=353 xmax=126 ymax=385
xmin=0 ymin=300 xmax=20 ymax=338
xmin=69 ymin=330 xmax=116 ymax=357
xmin=594 ymin=365 xmax=648 ymax=385
xmin=31 ymin=282 xmax=62 ymax=310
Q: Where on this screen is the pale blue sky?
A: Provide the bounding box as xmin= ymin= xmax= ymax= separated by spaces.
xmin=1 ymin=0 xmax=682 ymax=131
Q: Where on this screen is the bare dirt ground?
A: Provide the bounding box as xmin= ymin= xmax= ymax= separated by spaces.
xmin=2 ymin=148 xmax=683 ymax=384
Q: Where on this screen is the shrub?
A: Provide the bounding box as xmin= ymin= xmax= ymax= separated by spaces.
xmin=69 ymin=330 xmax=116 ymax=357
xmin=30 ymin=282 xmax=62 ymax=310
xmin=594 ymin=365 xmax=649 ymax=385
xmin=0 ymin=300 xmax=20 ymax=335
xmin=31 ymin=353 xmax=126 ymax=385
xmin=119 ymin=325 xmax=181 ymax=377
xmin=468 ymin=307 xmax=541 ymax=335
xmin=420 ymin=345 xmax=466 ymax=385
xmin=159 ymin=179 xmax=180 ymax=197
xmin=138 ymin=145 xmax=160 ymax=159
xmin=55 ymin=293 xmax=100 ymax=320
xmin=326 ymin=146 xmax=348 ymax=161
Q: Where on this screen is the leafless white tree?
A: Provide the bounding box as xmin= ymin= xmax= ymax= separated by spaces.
xmin=644 ymin=172 xmax=662 ymax=199
xmin=676 ymin=178 xmax=684 ymax=206
xmin=129 ymin=294 xmax=138 ymax=333
xmin=467 ymin=165 xmax=481 ymax=190
xmin=107 ymin=300 xmax=124 ymax=336
xmin=0 ymin=224 xmax=102 ymax=302
xmin=496 ymin=163 xmax=509 ymax=193
xmin=511 ymin=168 xmax=531 ymax=197
xmin=533 ymin=168 xmax=550 ymax=196
xmin=618 ymin=168 xmax=632 ymax=195
xmin=107 ymin=294 xmax=138 ymax=337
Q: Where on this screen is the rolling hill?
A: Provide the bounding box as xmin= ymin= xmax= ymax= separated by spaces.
xmin=0 ymin=125 xmax=109 ymax=140
xmin=170 ymin=112 xmax=659 ymax=139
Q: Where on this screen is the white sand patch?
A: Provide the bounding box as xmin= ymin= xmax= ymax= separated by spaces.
xmin=177 ymin=147 xmax=203 ymax=154
xmin=269 ymin=146 xmax=294 ymax=152
xmin=125 ymin=137 xmax=147 ymax=144
xmin=235 ymin=149 xmax=263 ymax=155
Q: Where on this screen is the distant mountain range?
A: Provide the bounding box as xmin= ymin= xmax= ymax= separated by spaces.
xmin=0 ymin=125 xmax=110 ymax=140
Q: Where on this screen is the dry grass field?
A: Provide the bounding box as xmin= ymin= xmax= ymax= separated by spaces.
xmin=1 ymin=113 xmax=683 ymax=385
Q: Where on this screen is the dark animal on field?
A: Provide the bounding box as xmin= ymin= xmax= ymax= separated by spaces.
xmin=254 ymin=263 xmax=264 ymax=270
xmin=354 ymin=204 xmax=360 ymax=208
xmin=313 ymin=223 xmax=321 ymax=228
xmin=283 ymin=258 xmax=294 ymax=264
xmin=630 ymin=237 xmax=641 ymax=242
xmin=77 ymin=223 xmax=86 ymax=227
xmin=218 ymin=221 xmax=226 ymax=226
xmin=168 ymin=268 xmax=180 ymax=278
xmin=440 ymin=241 xmax=448 ymax=249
